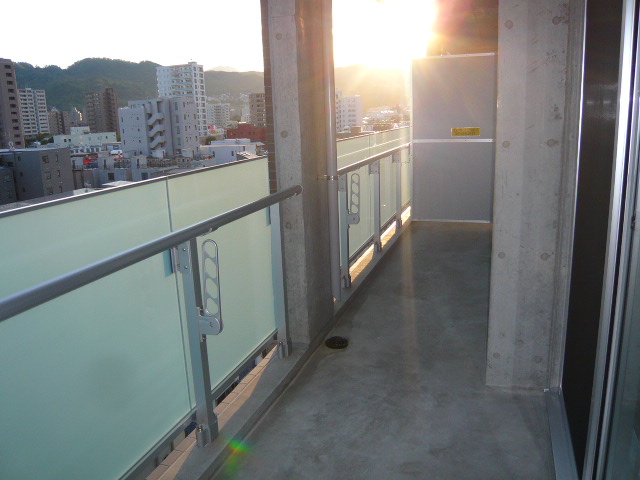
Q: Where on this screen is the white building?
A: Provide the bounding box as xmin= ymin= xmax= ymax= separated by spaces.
xmin=199 ymin=138 xmax=261 ymax=166
xmin=156 ymin=62 xmax=207 ymax=138
xmin=119 ymin=97 xmax=199 ymax=157
xmin=19 ymin=88 xmax=50 ymax=137
xmin=205 ymin=103 xmax=230 ymax=129
xmin=335 ymin=90 xmax=363 ymax=132
xmin=52 ymin=127 xmax=117 ymax=154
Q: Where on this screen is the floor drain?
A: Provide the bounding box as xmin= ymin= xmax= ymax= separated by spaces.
xmin=325 ymin=336 xmax=349 ymax=349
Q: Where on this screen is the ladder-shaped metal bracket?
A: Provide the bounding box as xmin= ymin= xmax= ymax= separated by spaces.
xmin=348 ymin=173 xmax=361 ymax=225
xmin=200 ymin=240 xmax=223 ymax=335
xmin=174 ymin=240 xmax=223 ymax=337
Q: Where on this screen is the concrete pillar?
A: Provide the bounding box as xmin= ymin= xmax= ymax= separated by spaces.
xmin=262 ymin=0 xmax=334 ymax=344
xmin=487 ymin=0 xmax=583 ymax=389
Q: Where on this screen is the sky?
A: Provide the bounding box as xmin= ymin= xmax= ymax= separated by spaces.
xmin=3 ymin=0 xmax=436 ymax=71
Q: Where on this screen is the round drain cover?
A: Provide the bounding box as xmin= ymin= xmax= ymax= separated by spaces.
xmin=325 ymin=336 xmax=349 ymax=349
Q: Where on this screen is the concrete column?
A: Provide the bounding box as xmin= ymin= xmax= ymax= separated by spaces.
xmin=487 ymin=0 xmax=583 ymax=389
xmin=262 ymin=0 xmax=334 ymax=344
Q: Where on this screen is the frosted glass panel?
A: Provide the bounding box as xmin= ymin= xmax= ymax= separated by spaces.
xmin=167 ymin=159 xmax=277 ymax=391
xmin=347 ymin=165 xmax=375 ymax=257
xmin=380 ymin=156 xmax=397 ymax=225
xmin=337 ymin=128 xmax=410 ymax=261
xmin=0 ymin=182 xmax=173 ymax=297
xmin=0 ymin=181 xmax=192 ymax=480
xmin=337 ymin=134 xmax=370 ymax=170
xmin=402 ymin=149 xmax=412 ymax=205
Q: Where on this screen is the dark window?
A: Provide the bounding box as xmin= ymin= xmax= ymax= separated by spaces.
xmin=108 ymin=173 xmax=115 ymax=181
xmin=141 ymin=172 xmax=149 ymax=180
xmin=42 ymin=155 xmax=49 ymax=164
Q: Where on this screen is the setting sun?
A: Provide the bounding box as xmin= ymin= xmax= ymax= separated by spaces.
xmin=333 ymin=0 xmax=438 ymax=69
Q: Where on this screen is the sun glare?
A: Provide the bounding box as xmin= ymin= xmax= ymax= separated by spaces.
xmin=333 ymin=0 xmax=438 ymax=70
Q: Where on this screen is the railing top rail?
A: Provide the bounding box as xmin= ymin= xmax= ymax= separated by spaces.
xmin=0 ymin=184 xmax=302 ymax=323
xmin=0 ymin=155 xmax=269 ymax=220
xmin=337 ymin=143 xmax=410 ymax=176
xmin=335 ymin=125 xmax=409 ymax=144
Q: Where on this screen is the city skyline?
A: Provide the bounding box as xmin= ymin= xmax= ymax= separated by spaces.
xmin=3 ymin=0 xmax=436 ymax=71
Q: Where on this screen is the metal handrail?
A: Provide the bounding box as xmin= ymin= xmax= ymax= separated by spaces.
xmin=0 ymin=185 xmax=302 ymax=323
xmin=337 ymin=143 xmax=410 ymax=175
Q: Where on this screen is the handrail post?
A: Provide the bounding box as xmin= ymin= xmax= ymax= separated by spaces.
xmin=176 ymin=239 xmax=217 ymax=447
xmin=371 ymin=160 xmax=382 ymax=252
xmin=339 ymin=174 xmax=352 ymax=288
xmin=393 ymin=151 xmax=403 ymax=230
xmin=269 ymin=204 xmax=291 ymax=356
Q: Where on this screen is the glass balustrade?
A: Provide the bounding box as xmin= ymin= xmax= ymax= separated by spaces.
xmin=336 ymin=127 xmax=411 ymax=285
xmin=0 ymin=157 xmax=285 ymax=480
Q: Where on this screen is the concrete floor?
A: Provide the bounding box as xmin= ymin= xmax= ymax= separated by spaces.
xmin=211 ymin=222 xmax=555 ymax=480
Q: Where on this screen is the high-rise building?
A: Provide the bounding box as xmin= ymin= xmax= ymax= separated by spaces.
xmin=48 ymin=107 xmax=70 ymax=136
xmin=335 ymin=90 xmax=363 ymax=132
xmin=85 ymin=88 xmax=120 ymax=134
xmin=0 ymin=59 xmax=24 ymax=149
xmin=206 ymin=103 xmax=231 ymax=129
xmin=19 ymin=88 xmax=50 ymax=138
xmin=249 ymin=93 xmax=266 ymax=128
xmin=119 ymin=97 xmax=199 ymax=157
xmin=156 ymin=62 xmax=207 ymax=138
xmin=69 ymin=107 xmax=84 ymax=128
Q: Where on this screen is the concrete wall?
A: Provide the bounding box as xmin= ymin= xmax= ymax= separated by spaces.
xmin=264 ymin=0 xmax=334 ymax=344
xmin=487 ymin=0 xmax=583 ymax=389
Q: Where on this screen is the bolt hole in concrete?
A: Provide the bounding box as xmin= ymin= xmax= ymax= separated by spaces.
xmin=325 ymin=336 xmax=349 ymax=349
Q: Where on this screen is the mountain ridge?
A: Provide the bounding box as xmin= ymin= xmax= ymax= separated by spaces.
xmin=14 ymin=57 xmax=408 ymax=112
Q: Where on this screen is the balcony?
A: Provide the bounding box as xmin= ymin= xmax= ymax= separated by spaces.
xmin=0 ymin=128 xmax=553 ymax=480
xmin=150 ymin=135 xmax=166 ymax=149
xmin=147 ymin=113 xmax=165 ymax=127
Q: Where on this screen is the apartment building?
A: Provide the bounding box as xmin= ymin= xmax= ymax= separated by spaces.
xmin=249 ymin=93 xmax=266 ymax=128
xmin=0 ymin=59 xmax=24 ymax=149
xmin=0 ymin=147 xmax=73 ymax=200
xmin=48 ymin=107 xmax=70 ymax=136
xmin=119 ymin=97 xmax=199 ymax=157
xmin=335 ymin=90 xmax=363 ymax=132
xmin=157 ymin=62 xmax=207 ymax=138
xmin=85 ymin=88 xmax=120 ymax=134
xmin=205 ymin=103 xmax=230 ymax=128
xmin=18 ymin=88 xmax=50 ymax=138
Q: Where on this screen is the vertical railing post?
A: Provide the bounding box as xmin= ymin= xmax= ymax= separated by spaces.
xmin=371 ymin=160 xmax=382 ymax=252
xmin=338 ymin=174 xmax=352 ymax=288
xmin=269 ymin=204 xmax=291 ymax=357
xmin=176 ymin=239 xmax=217 ymax=447
xmin=393 ymin=151 xmax=403 ymax=230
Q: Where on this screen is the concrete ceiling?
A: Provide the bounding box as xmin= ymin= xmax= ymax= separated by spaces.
xmin=428 ymin=0 xmax=499 ymax=55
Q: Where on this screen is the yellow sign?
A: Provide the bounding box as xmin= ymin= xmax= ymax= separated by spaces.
xmin=451 ymin=127 xmax=481 ymax=137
